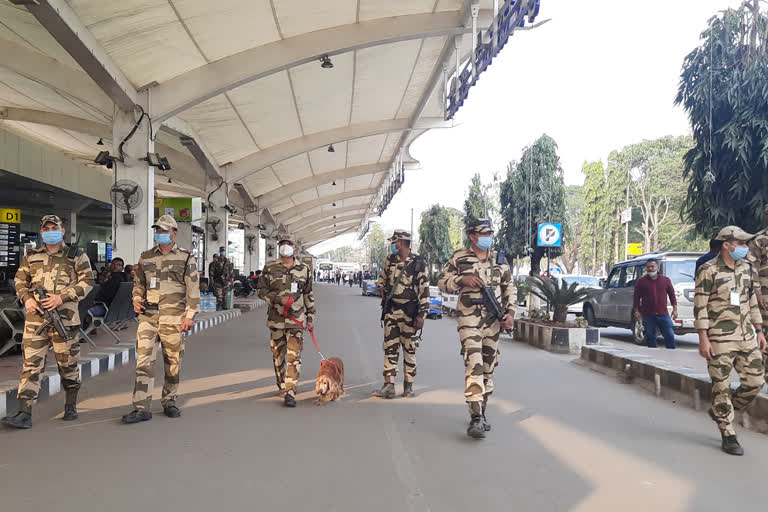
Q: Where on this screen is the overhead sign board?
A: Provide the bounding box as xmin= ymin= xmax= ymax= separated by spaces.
xmin=627 ymin=243 xmax=643 ymax=256
xmin=0 ymin=208 xmax=21 ymax=224
xmin=537 ymin=223 xmax=562 ymax=248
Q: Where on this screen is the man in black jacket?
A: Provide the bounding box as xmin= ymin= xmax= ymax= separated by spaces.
xmin=89 ymin=257 xmax=127 ymax=319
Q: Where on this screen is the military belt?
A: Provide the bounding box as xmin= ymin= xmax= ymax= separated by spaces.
xmin=470 ymin=299 xmax=484 ymax=305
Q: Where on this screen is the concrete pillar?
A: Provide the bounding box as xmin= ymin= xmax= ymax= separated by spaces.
xmin=264 ymin=237 xmax=277 ymax=263
xmin=69 ymin=211 xmax=77 ymax=245
xmin=111 ymin=93 xmax=154 ymax=265
xmin=243 ymin=224 xmax=260 ymax=274
xmin=203 ymin=178 xmax=229 ymax=274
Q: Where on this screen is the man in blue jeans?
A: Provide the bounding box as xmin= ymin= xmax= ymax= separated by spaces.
xmin=633 ymin=259 xmax=678 ymax=348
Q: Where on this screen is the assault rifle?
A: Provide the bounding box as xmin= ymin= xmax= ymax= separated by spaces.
xmin=33 ymin=286 xmax=72 ymax=340
xmin=479 ymin=281 xmax=512 ymax=335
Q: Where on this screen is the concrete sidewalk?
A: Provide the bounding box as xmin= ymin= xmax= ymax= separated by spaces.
xmin=0 ymin=308 xmax=241 ymax=417
xmin=579 ymin=342 xmax=768 ymax=433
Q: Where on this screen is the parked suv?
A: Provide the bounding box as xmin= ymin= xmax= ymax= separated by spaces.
xmin=582 ymin=252 xmax=703 ymax=344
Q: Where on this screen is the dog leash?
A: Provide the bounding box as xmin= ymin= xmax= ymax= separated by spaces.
xmin=282 ymin=297 xmax=336 ymax=369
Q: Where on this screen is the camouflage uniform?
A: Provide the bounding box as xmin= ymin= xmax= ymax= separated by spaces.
xmin=12 ymin=216 xmax=93 ymax=412
xmin=438 ymin=219 xmax=515 ymax=418
xmin=257 ymin=236 xmax=315 ymax=397
xmin=209 ymin=250 xmax=232 ymax=311
xmin=131 ymin=216 xmax=199 ymax=411
xmin=747 ymin=205 xmax=768 ymax=323
xmin=695 ymin=228 xmax=764 ymax=437
xmin=377 ymin=230 xmax=429 ymax=387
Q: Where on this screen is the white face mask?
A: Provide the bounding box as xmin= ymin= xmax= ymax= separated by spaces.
xmin=279 ymin=244 xmax=294 ymax=257
xmin=646 ymin=270 xmax=658 ymax=277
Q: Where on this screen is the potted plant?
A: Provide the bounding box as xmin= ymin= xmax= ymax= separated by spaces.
xmin=513 ymin=276 xmax=600 ymax=354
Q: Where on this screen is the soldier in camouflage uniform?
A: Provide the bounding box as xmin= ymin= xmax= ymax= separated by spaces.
xmin=438 ymin=218 xmax=515 ymax=439
xmin=2 ymin=215 xmax=93 ymax=429
xmin=122 ymin=215 xmax=200 ymax=424
xmin=747 ymin=204 xmax=768 ymax=325
xmin=695 ymin=226 xmax=766 ymax=455
xmin=209 ymin=246 xmax=233 ymax=311
xmin=372 ymin=230 xmax=428 ymax=399
xmin=257 ymin=234 xmax=315 ymax=407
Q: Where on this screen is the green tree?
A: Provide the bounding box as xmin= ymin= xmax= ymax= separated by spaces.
xmin=446 ymin=207 xmax=465 ymax=250
xmin=362 ymin=223 xmax=389 ymax=272
xmin=604 ymin=151 xmax=629 ymax=265
xmin=498 ymin=134 xmax=567 ymax=275
xmin=559 ymin=185 xmax=584 ymax=273
xmin=621 ymin=136 xmax=695 ymax=252
xmin=676 ymin=1 xmax=768 ymax=234
xmin=419 ymin=205 xmax=454 ymax=284
xmin=580 ymin=161 xmax=610 ymax=275
xmin=463 ymin=173 xmax=493 ymax=233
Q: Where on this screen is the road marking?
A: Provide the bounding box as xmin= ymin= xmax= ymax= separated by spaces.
xmin=521 ymin=415 xmax=693 ymax=511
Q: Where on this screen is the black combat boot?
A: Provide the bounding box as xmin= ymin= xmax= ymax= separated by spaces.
xmin=62 ymin=389 xmax=78 ymax=421
xmin=121 ymin=410 xmax=153 ymax=424
xmin=481 ymin=395 xmax=491 ymax=432
xmin=62 ymin=404 xmax=78 ymax=421
xmin=467 ymin=403 xmax=485 ymax=439
xmin=284 ymin=393 xmax=297 ymax=407
xmin=721 ymin=435 xmax=744 ymax=456
xmin=372 ymin=382 xmax=396 ymax=399
xmin=2 ymin=408 xmax=32 ymax=429
xmin=402 ymin=381 xmax=415 ymax=398
xmin=163 ymin=405 xmax=181 ymax=418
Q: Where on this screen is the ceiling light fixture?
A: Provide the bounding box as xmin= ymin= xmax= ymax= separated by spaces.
xmin=320 ymin=55 xmax=333 ymax=69
xmin=332 ymin=202 xmax=336 ymax=207
xmin=327 ymin=144 xmax=335 ymax=153
xmin=332 ymin=180 xmax=336 ymax=186
xmin=96 ymin=138 xmax=104 ymax=146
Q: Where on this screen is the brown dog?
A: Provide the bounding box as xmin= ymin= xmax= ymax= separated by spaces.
xmin=314 ymin=357 xmax=345 ymax=405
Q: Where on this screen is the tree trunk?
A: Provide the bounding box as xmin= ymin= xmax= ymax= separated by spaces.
xmin=591 ymin=216 xmax=597 ymax=274
xmin=530 ymin=248 xmax=544 ymax=276
xmin=553 ymin=304 xmax=568 ymax=324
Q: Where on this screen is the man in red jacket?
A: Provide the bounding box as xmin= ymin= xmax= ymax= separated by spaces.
xmin=633 ymin=259 xmax=678 ymax=348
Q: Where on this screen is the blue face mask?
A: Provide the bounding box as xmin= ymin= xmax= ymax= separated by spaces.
xmin=476 ymin=236 xmax=493 ymax=250
xmin=390 ymin=243 xmax=399 ymax=254
xmin=155 ymin=233 xmax=172 ymax=246
xmin=41 ymin=230 xmax=63 ymax=245
xmin=730 ymin=246 xmax=748 ymax=260
xmin=220 ymin=251 xmax=226 ymax=256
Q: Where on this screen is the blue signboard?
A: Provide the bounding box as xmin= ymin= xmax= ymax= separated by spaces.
xmin=537 ymin=223 xmax=562 ymax=247
xmin=446 ymin=0 xmax=541 ymax=120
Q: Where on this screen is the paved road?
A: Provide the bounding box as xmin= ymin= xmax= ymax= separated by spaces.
xmin=598 ymin=326 xmax=699 ymax=350
xmin=2 ymin=284 xmax=767 ymax=511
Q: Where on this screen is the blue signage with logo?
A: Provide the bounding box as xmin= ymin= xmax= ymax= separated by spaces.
xmin=537 ymin=223 xmax=562 ymax=248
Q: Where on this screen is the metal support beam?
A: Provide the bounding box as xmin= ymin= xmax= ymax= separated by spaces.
xmin=274 ymin=189 xmax=377 ymax=224
xmin=302 ymin=227 xmax=356 ymax=248
xmin=287 ymin=210 xmax=368 ymax=232
xmin=256 ymin=163 xmax=387 ymax=208
xmin=228 ymin=118 xmax=448 ymax=183
xmin=233 ymin=183 xmax=256 ymax=209
xmin=0 ymin=39 xmax=112 ymax=118
xmin=0 ymin=107 xmax=205 ymax=190
xmin=295 ymin=216 xmax=364 ymax=237
xmin=283 ymin=206 xmax=369 ymax=231
xmin=150 ymin=11 xmax=494 ymax=122
xmin=17 ymin=0 xmax=138 ymax=110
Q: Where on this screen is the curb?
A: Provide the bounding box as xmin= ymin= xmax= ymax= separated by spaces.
xmin=1 ymin=308 xmax=241 ymax=418
xmin=513 ymin=319 xmax=600 ymax=354
xmin=580 ymin=344 xmax=768 ymax=434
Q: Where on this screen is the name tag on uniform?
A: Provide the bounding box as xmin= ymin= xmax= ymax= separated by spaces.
xmin=290 ymin=282 xmax=298 ymax=293
xmin=730 ymin=291 xmax=740 ymax=306
xmin=150 ymin=276 xmax=158 ymax=289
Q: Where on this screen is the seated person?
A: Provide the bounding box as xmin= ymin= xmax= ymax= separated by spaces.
xmin=88 ymin=258 xmax=126 ymax=319
xmin=124 ymin=264 xmax=136 ymax=282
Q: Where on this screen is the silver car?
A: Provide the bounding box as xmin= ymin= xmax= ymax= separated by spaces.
xmin=583 ymin=252 xmax=703 ymax=344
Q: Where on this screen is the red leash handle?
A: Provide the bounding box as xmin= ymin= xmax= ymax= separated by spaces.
xmin=282 ymin=296 xmax=321 ymax=355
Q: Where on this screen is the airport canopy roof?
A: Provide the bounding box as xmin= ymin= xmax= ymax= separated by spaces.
xmin=0 ymin=0 xmax=497 ymax=246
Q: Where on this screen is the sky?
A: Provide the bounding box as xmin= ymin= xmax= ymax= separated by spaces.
xmin=309 ymin=0 xmax=744 ymax=256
